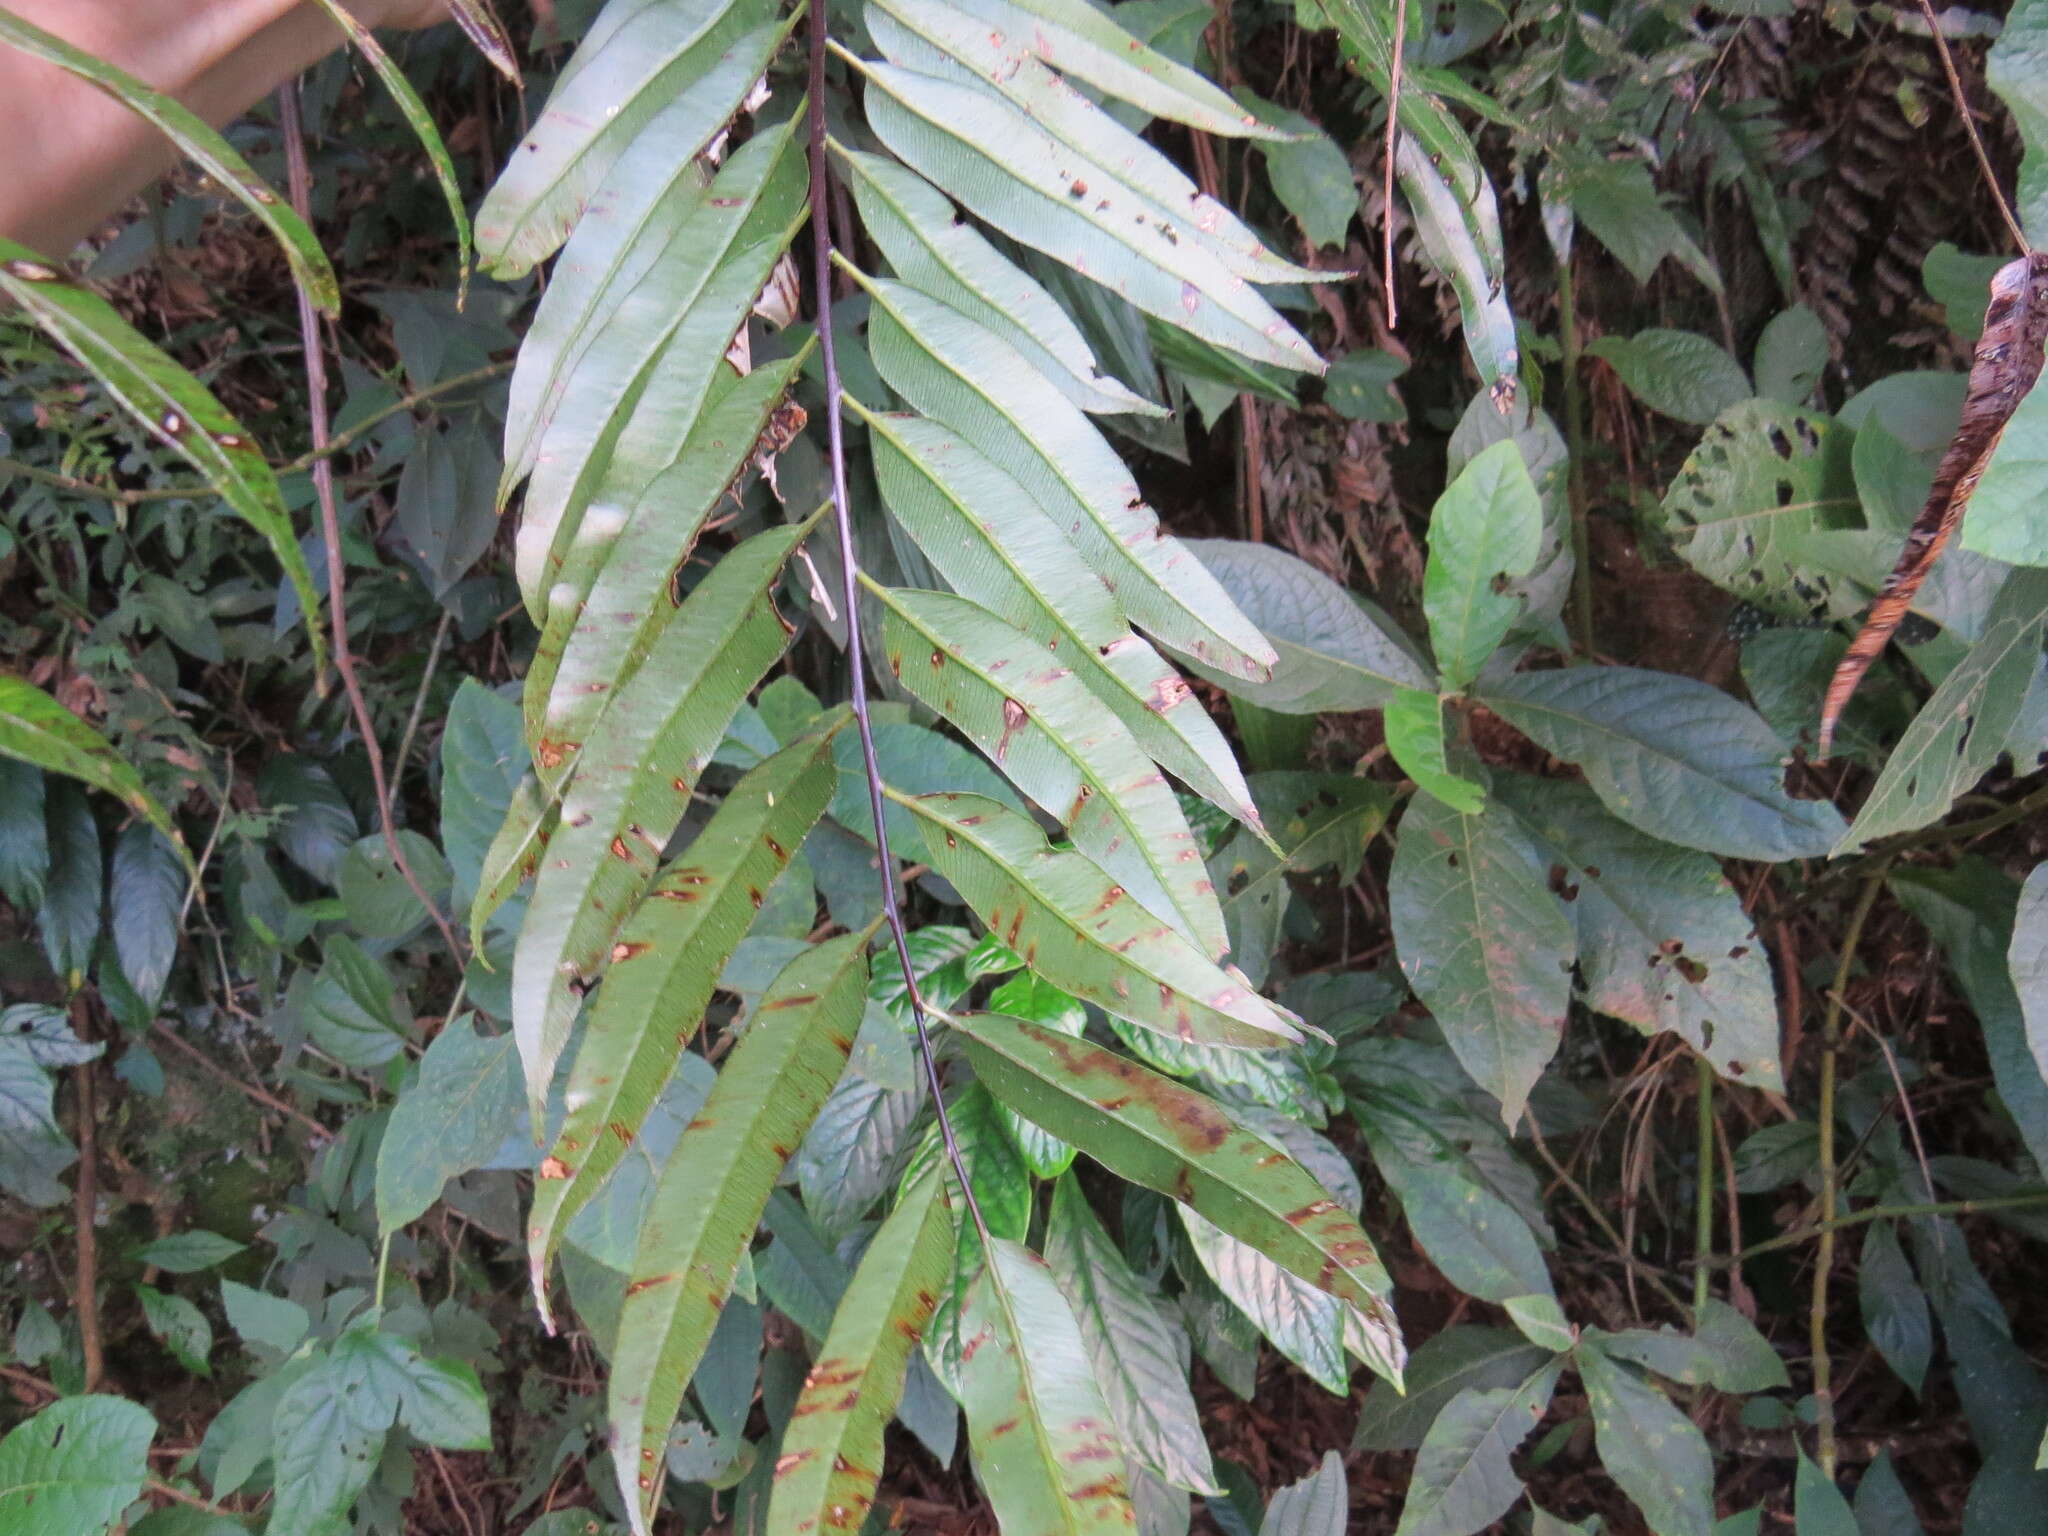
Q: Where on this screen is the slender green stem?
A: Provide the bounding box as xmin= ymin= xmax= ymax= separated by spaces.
xmin=1558 ymin=250 xmax=1594 ymax=659
xmin=1694 ymin=1053 xmax=1714 ymax=1318
xmin=1705 ymin=1189 xmax=2048 ymax=1267
xmin=1812 ymin=870 xmax=1885 ymax=1478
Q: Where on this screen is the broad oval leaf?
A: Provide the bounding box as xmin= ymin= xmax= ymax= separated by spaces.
xmin=513 ymin=524 xmax=807 ymax=1102
xmin=1178 ymin=540 xmax=1433 ymax=712
xmin=376 ymin=1017 xmax=523 ymax=1237
xmin=0 ymin=13 xmax=336 ymax=312
xmin=0 ymin=1395 xmax=154 ymax=1536
xmin=526 ymin=730 xmax=841 ymax=1315
xmin=0 ymin=248 xmax=325 ymax=678
xmin=109 ymin=824 xmax=184 ymax=1007
xmin=1655 ymin=400 xmax=1861 ymax=620
xmin=1423 ymin=440 xmax=1544 ymax=693
xmin=1576 ymin=1347 xmax=1716 ymax=1536
xmin=892 ymin=791 xmax=1298 ymax=1049
xmin=1355 ymin=1326 xmax=1553 ymax=1452
xmin=1586 ymin=329 xmax=1752 ymax=427
xmin=873 ymin=583 xmax=1228 ymax=957
xmin=1387 ymin=792 xmax=1573 ymax=1124
xmin=958 ymin=1236 xmax=1139 ymax=1536
xmin=949 ymin=1010 xmax=1404 ymax=1383
xmin=1479 ymin=666 xmax=1846 ymax=861
xmin=1392 ymin=1362 xmax=1562 ymax=1536
xmin=1494 ymin=778 xmax=1783 ymax=1090
xmin=861 ymin=276 xmax=1276 ymax=678
xmin=767 ymin=1168 xmax=956 ymax=1536
xmin=862 ymin=407 xmax=1262 ymax=833
xmin=610 ymin=931 xmax=869 ymax=1533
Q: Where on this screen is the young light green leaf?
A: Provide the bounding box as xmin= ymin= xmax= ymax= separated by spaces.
xmin=890 ymin=791 xmax=1299 ymax=1049
xmin=1176 ymin=540 xmax=1434 ymax=711
xmin=837 ymin=147 xmax=1155 ymax=415
xmin=527 ymin=732 xmax=840 ymax=1319
xmin=1383 ymin=691 xmax=1486 ymax=814
xmin=1388 ymin=793 xmax=1573 ymax=1124
xmin=1576 ymin=1346 xmax=1715 ymax=1536
xmin=1424 ymin=439 xmax=1543 ymax=693
xmin=1493 ymin=778 xmax=1783 ymax=1090
xmin=872 ymin=584 xmax=1228 ymax=957
xmin=1585 ymin=330 xmax=1752 ymax=427
xmin=1047 ymin=1175 xmax=1220 ymax=1494
xmin=0 ymin=1395 xmax=154 ymax=1536
xmin=989 ymin=975 xmax=1088 ymax=1177
xmin=1840 ymin=570 xmax=2048 ymax=850
xmin=862 ymin=407 xmax=1263 ymax=833
xmin=0 ymin=13 xmax=336 ymax=311
xmin=1480 ymin=666 xmax=1846 ymax=861
xmin=861 ymin=276 xmax=1277 ymax=678
xmin=610 ymin=931 xmax=869 ymax=1533
xmin=766 ymin=1169 xmax=956 ymax=1536
xmin=957 ymin=1236 xmax=1138 ymax=1536
xmin=478 ymin=0 xmax=781 ymax=275
xmin=949 ymin=1010 xmax=1404 ymax=1384
xmin=376 ymin=1017 xmax=522 ymax=1236
xmin=1656 ymin=401 xmax=1861 ymax=620
xmin=1392 ymin=1361 xmax=1562 ymax=1536
xmin=513 ymin=524 xmax=807 ymax=1105
xmin=0 ymin=256 xmax=325 ymax=680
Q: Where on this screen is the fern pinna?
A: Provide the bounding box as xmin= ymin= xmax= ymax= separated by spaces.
xmin=469 ymin=0 xmax=1421 ymax=1527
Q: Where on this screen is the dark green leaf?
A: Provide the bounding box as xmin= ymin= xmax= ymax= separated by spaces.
xmin=1388 ymin=793 xmax=1573 ymax=1123
xmin=1480 ymin=666 xmax=1845 ymax=861
xmin=110 ymin=824 xmax=184 ymax=1008
xmin=133 ymin=1231 xmax=245 ymax=1275
xmin=1577 ymin=1346 xmax=1715 ymax=1536
xmin=1355 ymin=1327 xmax=1552 ymax=1452
xmin=1586 ymin=329 xmax=1751 ymax=426
xmin=1859 ymin=1221 xmax=1931 ymax=1397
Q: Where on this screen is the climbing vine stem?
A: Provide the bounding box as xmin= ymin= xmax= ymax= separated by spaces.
xmin=805 ymin=3 xmax=987 ymax=1241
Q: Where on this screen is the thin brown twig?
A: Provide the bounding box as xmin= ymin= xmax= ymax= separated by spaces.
xmin=1382 ymin=0 xmax=1406 ymax=326
xmin=1912 ymin=0 xmax=2031 ymax=254
xmin=67 ymin=995 xmax=103 ymax=1394
xmin=278 ymin=83 xmax=462 ymax=967
xmin=151 ymin=1020 xmax=331 ymax=1143
xmin=0 ymin=1364 xmax=56 ymax=1401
